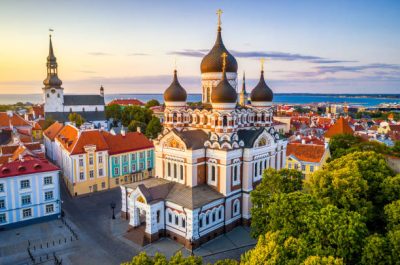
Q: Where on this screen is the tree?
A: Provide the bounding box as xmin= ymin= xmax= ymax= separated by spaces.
xmin=328 ymin=134 xmax=362 ymax=160
xmin=68 ymin=113 xmax=85 ymax=127
xmin=42 ymin=116 xmax=55 ymax=130
xmin=387 ymin=229 xmax=400 ymax=264
xmin=145 ymin=116 xmax=162 ymax=139
xmin=145 ymin=99 xmax=160 ymax=108
xmin=360 ymin=234 xmax=390 ymax=265
xmin=384 ymin=200 xmax=400 ymax=230
xmin=381 ymin=174 xmax=400 ymax=202
xmin=128 ymin=120 xmax=146 ymax=133
xmin=212 ymin=259 xmax=239 ymax=265
xmin=302 ymin=256 xmax=343 ymax=265
xmin=123 ymin=252 xmax=202 ymax=265
xmin=105 ymin=104 xmax=122 ymax=121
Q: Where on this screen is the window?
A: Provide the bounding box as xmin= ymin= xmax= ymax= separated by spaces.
xmin=101 ymin=182 xmax=105 ymax=189
xmin=167 ymin=162 xmax=171 ymax=177
xmin=211 ymin=166 xmax=216 ymax=182
xmin=168 ymin=213 xmax=172 ymax=223
xmin=206 ymin=214 xmax=209 ymax=225
xmin=114 ymin=168 xmax=119 ymax=176
xmin=43 ymin=176 xmax=53 ymax=185
xmin=79 ymin=172 xmax=84 ymax=180
xmin=173 ymin=164 xmax=177 ymax=179
xmin=147 ymin=160 xmax=151 ymax=168
xmin=132 ymin=164 xmax=136 ymax=172
xmin=310 ymin=166 xmax=314 ymax=172
xmin=20 ymin=180 xmax=30 ymax=189
xmin=0 ymin=213 xmax=6 ymax=223
xmin=147 ymin=150 xmax=151 ymax=157
xmin=123 ymin=155 xmax=128 ymax=163
xmin=98 ymin=156 xmax=103 ymax=164
xmin=212 ymin=212 xmax=216 ymax=222
xmin=45 ymin=204 xmax=54 ymax=214
xmin=259 ymin=161 xmax=262 ymax=176
xmin=139 ymin=163 xmax=144 ymax=170
xmin=98 ymin=168 xmax=103 ymax=177
xmin=180 ymin=165 xmax=184 ymax=180
xmin=255 ymin=163 xmax=258 ymax=177
xmin=89 ymin=170 xmax=94 ymax=179
xmin=113 ymin=157 xmax=119 ymax=164
xmin=21 ymin=195 xmax=31 ymax=205
xmin=115 ymin=178 xmax=119 ymax=185
xmin=156 ymin=210 xmax=160 ymax=223
xmin=223 ymin=116 xmax=228 ymax=127
xmin=0 ymin=199 xmax=5 ymax=209
xmin=44 ymin=191 xmax=53 ymax=201
xmin=22 ymin=208 xmax=32 ymax=218
xmin=233 ymin=201 xmax=240 ymax=215
xmin=218 ymin=208 xmax=223 ymax=219
xmin=140 ymin=152 xmax=144 ymax=159
xmin=301 ymin=165 xmax=306 ymax=171
xmin=131 ymin=153 xmax=136 ymax=160
xmin=175 ymin=215 xmax=179 ymax=225
xmin=288 ymin=163 xmax=292 ymax=169
xmin=233 ymin=165 xmax=238 ymax=182
xmin=79 ymin=159 xmax=84 ymax=167
xmin=89 ymin=155 xmax=94 ymax=165
xmin=295 ymin=164 xmax=299 ymax=170
xmin=0 ymin=183 xmax=3 ymax=192
xmin=199 ymin=217 xmax=203 ymax=228
xmin=182 ymin=218 xmax=186 ymax=228
xmin=123 ymin=166 xmax=128 ymax=174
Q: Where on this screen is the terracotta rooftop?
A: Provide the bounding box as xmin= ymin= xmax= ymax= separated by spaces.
xmin=324 ymin=117 xmax=354 ymax=138
xmin=43 ymin=121 xmax=64 ymax=141
xmin=108 ymin=99 xmax=145 ymax=106
xmin=0 ymin=155 xmax=59 ymax=178
xmin=286 ymin=143 xmax=326 ymax=163
xmin=102 ymin=131 xmax=153 ymax=155
xmin=0 ymin=112 xmax=31 ymax=128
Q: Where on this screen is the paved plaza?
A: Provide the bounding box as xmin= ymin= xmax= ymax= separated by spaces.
xmin=0 ymin=180 xmax=256 ymax=265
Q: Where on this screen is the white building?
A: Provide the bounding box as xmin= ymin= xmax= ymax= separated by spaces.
xmin=121 ymin=11 xmax=287 ymax=249
xmin=0 ymin=155 xmax=60 ymax=228
xmin=42 ymin=35 xmax=107 ymax=128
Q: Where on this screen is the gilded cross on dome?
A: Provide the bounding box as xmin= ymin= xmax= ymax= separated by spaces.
xmin=217 ymin=9 xmax=223 ymax=28
xmin=261 ymin=58 xmax=265 ymax=71
xmin=221 ymin=52 xmax=227 ymax=72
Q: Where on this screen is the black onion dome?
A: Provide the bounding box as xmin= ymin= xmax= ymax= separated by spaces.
xmin=211 ymin=71 xmax=237 ymax=103
xmin=250 ymin=70 xmax=273 ymax=102
xmin=201 ymin=28 xmax=238 ymax=73
xmin=164 ymin=70 xmax=187 ymax=102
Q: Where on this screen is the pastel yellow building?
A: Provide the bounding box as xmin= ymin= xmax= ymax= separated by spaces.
xmin=286 ymin=142 xmax=330 ymax=179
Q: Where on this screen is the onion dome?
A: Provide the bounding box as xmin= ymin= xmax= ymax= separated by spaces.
xmin=200 ymin=11 xmax=237 ymax=73
xmin=43 ymin=35 xmax=63 ymax=88
xmin=163 ymin=70 xmax=187 ymax=102
xmin=250 ymin=70 xmax=273 ymax=102
xmin=211 ymin=54 xmax=237 ymax=104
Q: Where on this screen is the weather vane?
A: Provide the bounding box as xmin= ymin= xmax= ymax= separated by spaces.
xmin=221 ymin=52 xmax=227 ymax=72
xmin=260 ymin=58 xmax=265 ymax=71
xmin=217 ymin=9 xmax=223 ymax=28
xmin=49 ymin=28 xmax=54 ymax=37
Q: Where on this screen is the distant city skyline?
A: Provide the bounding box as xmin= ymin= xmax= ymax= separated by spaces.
xmin=0 ymin=0 xmax=399 ymax=94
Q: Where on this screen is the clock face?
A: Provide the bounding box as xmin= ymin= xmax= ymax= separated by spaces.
xmin=51 ymin=89 xmax=56 ymax=94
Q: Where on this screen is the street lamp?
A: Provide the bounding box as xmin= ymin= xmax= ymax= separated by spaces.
xmin=110 ymin=202 xmax=116 ymax=220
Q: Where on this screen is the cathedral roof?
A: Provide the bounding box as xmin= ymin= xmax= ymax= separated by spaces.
xmin=45 ymin=111 xmax=106 ymax=123
xmin=163 ymin=70 xmax=187 ymax=102
xmin=63 ymin=95 xmax=105 ymax=106
xmin=250 ymin=70 xmax=273 ymax=102
xmin=237 ymin=128 xmax=265 ymax=147
xmin=172 ymin=129 xmax=209 ymax=150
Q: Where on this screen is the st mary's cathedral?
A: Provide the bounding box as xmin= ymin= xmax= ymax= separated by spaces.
xmin=42 ymin=35 xmax=107 ymax=127
xmin=121 ymin=10 xmax=287 ymax=249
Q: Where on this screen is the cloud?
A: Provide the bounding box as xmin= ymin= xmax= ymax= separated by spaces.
xmin=87 ymin=52 xmax=114 ymax=56
xmin=316 ymin=63 xmax=400 ymax=74
xmin=127 ymin=52 xmax=149 ymax=56
xmin=168 ymin=49 xmax=356 ymax=64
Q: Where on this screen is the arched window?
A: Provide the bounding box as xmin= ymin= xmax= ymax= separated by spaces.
xmin=218 ymin=208 xmax=223 ymax=219
xmin=69 ymin=108 xmax=72 ymax=113
xmin=173 ymin=113 xmax=177 ymax=122
xmin=255 ymin=163 xmax=258 ymax=176
xmin=264 ymin=159 xmax=267 ymax=169
xmin=206 ymin=214 xmax=209 ymax=225
xmin=199 ymin=216 xmax=203 ymax=228
xmin=233 ymin=200 xmax=240 ymax=215
xmin=95 ymin=107 xmax=98 ymax=112
xmin=233 ymin=165 xmax=238 ymax=182
xmin=212 ymin=211 xmax=216 ymax=222
xmin=182 ymin=217 xmax=186 ymax=228
xmin=167 ymin=162 xmax=171 ymax=177
xmin=82 ymin=107 xmax=85 ymax=112
xmin=223 ymin=116 xmax=228 ymax=127
xmin=214 ymin=117 xmax=218 ymax=127
xmin=259 ymin=161 xmax=263 ymax=176
xmin=57 ymin=93 xmax=60 ymax=98
xmin=211 ymin=166 xmax=216 ymax=181
xmin=180 ymin=165 xmax=184 ymax=180
xmin=173 ymin=164 xmax=177 ymax=178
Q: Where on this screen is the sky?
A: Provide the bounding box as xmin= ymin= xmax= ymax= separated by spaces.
xmin=0 ymin=0 xmax=399 ymax=94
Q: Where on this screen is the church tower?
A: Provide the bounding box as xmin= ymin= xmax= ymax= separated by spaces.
xmin=239 ymin=72 xmax=248 ymax=106
xmin=200 ymin=9 xmax=238 ymax=105
xmin=43 ymin=34 xmax=64 ymax=113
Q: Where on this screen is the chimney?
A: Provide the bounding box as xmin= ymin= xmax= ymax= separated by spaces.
xmin=121 ymin=126 xmax=126 ymax=136
xmin=19 ymin=154 xmax=24 ymax=162
xmin=137 ymin=126 xmax=141 ymax=133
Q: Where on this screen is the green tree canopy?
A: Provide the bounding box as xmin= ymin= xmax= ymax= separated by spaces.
xmin=145 ymin=116 xmax=162 ymax=139
xmin=145 ymin=99 xmax=160 ymax=108
xmin=128 ymin=120 xmax=146 ymax=133
xmin=68 ymin=113 xmax=85 ymax=127
xmin=105 ymin=104 xmax=122 ymax=121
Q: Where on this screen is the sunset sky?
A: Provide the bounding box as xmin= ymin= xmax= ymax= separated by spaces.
xmin=0 ymin=0 xmax=399 ymax=94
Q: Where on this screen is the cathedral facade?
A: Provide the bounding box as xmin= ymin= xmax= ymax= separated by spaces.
xmin=42 ymin=35 xmax=107 ymax=127
xmin=121 ymin=12 xmax=287 ymax=249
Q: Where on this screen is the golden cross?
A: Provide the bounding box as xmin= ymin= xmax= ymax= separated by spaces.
xmin=221 ymin=52 xmax=227 ymax=72
xmin=260 ymin=58 xmax=265 ymax=71
xmin=217 ymin=9 xmax=223 ymax=28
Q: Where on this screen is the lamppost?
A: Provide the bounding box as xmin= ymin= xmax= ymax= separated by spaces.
xmin=110 ymin=202 xmax=116 ymax=220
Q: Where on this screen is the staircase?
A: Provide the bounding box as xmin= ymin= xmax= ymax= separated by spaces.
xmin=124 ymin=225 xmax=149 ymax=246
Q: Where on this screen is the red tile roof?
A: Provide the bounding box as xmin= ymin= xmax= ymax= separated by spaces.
xmin=286 ymin=143 xmax=326 ymax=163
xmin=0 ymin=112 xmax=31 ymax=128
xmin=325 ymin=117 xmax=354 ymax=138
xmin=43 ymin=121 xmax=64 ymax=141
xmin=102 ymin=131 xmax=154 ymax=155
xmin=108 ymin=99 xmax=145 ymax=106
xmin=31 ymin=105 xmax=44 ymax=117
xmin=0 ymin=155 xmax=59 ymax=178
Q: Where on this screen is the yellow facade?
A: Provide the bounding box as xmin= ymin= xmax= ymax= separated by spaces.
xmin=285 ymin=149 xmax=330 ymax=179
xmin=32 ymin=129 xmax=43 ymax=140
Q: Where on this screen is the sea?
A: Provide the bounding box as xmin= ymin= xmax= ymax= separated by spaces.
xmin=0 ymin=93 xmax=399 ymax=107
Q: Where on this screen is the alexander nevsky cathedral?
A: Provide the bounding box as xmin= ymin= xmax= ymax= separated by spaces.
xmin=121 ymin=10 xmax=287 ymax=249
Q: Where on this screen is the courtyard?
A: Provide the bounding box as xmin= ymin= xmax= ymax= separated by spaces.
xmin=0 ymin=181 xmax=256 ymax=265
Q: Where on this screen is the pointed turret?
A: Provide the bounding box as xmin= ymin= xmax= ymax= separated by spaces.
xmin=239 ymin=72 xmax=248 ymax=106
xmin=43 ymin=35 xmax=62 ymax=89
